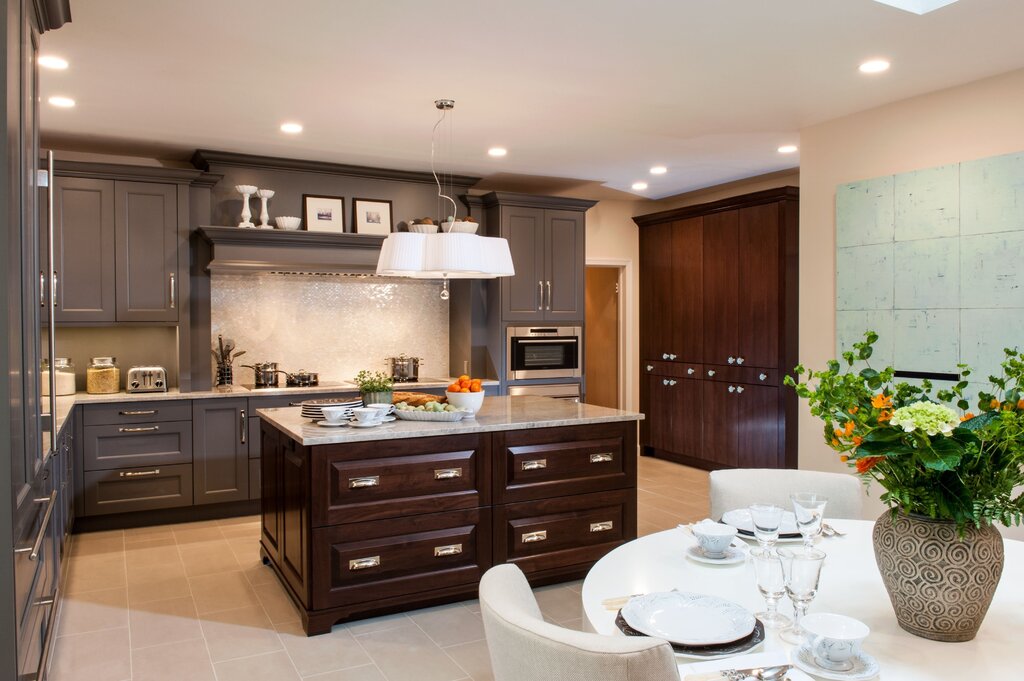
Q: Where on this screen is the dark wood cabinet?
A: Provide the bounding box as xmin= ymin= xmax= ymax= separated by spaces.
xmin=636 ymin=188 xmax=798 ymax=471
xmin=192 ymin=399 xmax=249 ymax=505
xmin=50 ymin=177 xmax=116 ymax=322
xmin=115 ymin=181 xmax=179 ymax=321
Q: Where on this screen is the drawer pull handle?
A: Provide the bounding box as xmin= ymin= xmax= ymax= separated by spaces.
xmin=119 ymin=426 xmax=159 ymax=433
xmin=434 ymin=543 xmax=463 ymax=557
xmin=349 ymin=476 xmax=380 ymax=489
xmin=14 ymin=492 xmax=58 ymax=560
xmin=522 ymin=530 xmax=548 ymax=543
xmin=349 ymin=556 xmax=380 ymax=571
xmin=119 ymin=409 xmax=157 ymax=416
xmin=434 ymin=468 xmax=463 ymax=480
xmin=589 ymin=453 xmax=614 ymax=464
xmin=521 ymin=459 xmax=547 ymax=471
xmin=590 ymin=521 xmax=614 ymax=533
xmin=120 ymin=469 xmax=161 ymax=478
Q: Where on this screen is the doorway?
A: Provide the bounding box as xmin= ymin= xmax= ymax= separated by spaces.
xmin=585 ymin=266 xmax=622 ymax=408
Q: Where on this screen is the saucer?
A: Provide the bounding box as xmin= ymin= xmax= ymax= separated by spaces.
xmin=347 ymin=419 xmax=389 ymax=428
xmin=792 ymin=643 xmax=880 ymax=680
xmin=685 ymin=544 xmax=746 ymax=565
xmin=315 ymin=420 xmax=348 ymax=428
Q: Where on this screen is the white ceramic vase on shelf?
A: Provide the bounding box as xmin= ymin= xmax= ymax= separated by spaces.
xmin=236 ymin=184 xmax=257 ymax=228
xmin=257 ymin=189 xmax=275 ymax=229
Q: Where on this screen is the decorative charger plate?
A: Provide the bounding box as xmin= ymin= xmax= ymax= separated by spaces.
xmin=620 ymin=592 xmax=756 ymax=646
xmin=615 ymin=611 xmax=765 ymax=658
xmin=722 ymin=508 xmax=801 ymax=538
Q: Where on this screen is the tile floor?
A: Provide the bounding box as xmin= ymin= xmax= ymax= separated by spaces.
xmin=50 ymin=456 xmax=709 ymax=681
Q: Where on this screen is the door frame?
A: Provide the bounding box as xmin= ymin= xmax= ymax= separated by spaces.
xmin=585 ymin=258 xmax=633 ymax=411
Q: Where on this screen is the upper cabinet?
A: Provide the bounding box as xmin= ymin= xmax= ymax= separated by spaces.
xmin=481 ymin=192 xmax=595 ymax=323
xmin=115 ymin=181 xmax=179 ymax=321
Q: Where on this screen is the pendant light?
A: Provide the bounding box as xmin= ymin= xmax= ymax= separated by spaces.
xmin=376 ymin=99 xmax=514 ymax=298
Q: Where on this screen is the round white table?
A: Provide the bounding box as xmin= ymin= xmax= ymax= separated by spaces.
xmin=582 ymin=519 xmax=1024 ymax=679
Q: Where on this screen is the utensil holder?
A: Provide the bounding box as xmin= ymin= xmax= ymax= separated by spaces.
xmin=216 ymin=365 xmax=234 ymax=386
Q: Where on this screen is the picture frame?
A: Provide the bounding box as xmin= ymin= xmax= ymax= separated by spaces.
xmin=352 ymin=198 xmax=394 ymax=235
xmin=302 ymin=194 xmax=346 ymax=233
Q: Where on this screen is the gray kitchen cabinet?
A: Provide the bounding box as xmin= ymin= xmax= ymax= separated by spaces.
xmin=192 ymin=399 xmax=249 ymax=505
xmin=545 ymin=209 xmax=585 ymax=321
xmin=501 ymin=206 xmax=546 ymax=319
xmin=115 ymin=181 xmax=179 ymax=321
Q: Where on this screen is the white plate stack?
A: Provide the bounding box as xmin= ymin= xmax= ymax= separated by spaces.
xmin=299 ymin=398 xmax=362 ymax=422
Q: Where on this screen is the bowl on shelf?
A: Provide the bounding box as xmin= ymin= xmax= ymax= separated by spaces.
xmin=441 ymin=220 xmax=479 ymax=234
xmin=408 ymin=222 xmax=440 ymax=233
xmin=445 ymin=390 xmax=485 ymax=415
xmin=275 ymin=216 xmax=302 ymax=230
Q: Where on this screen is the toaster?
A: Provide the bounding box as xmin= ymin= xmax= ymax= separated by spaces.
xmin=126 ymin=366 xmax=168 ymax=393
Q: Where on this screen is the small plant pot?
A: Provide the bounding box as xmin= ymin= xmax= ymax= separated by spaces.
xmin=361 ymin=391 xmax=393 ymax=407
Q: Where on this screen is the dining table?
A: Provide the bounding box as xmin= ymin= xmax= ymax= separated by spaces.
xmin=581 ymin=518 xmax=1024 ymax=679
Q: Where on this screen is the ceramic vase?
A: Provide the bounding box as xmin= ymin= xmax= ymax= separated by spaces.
xmin=361 ymin=391 xmax=392 ymax=407
xmin=872 ymin=510 xmax=1003 ymax=642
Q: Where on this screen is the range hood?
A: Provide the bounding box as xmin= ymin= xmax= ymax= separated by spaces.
xmin=195 ymin=226 xmax=386 ymax=275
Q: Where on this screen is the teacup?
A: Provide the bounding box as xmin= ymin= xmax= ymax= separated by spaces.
xmin=351 ymin=407 xmax=382 ymax=424
xmin=692 ymin=521 xmax=738 ymax=558
xmin=801 ymin=613 xmax=869 ymax=672
xmin=319 ymin=406 xmax=350 ymax=424
xmin=366 ymin=403 xmax=395 ymax=420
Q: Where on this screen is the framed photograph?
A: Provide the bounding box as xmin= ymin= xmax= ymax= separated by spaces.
xmin=302 ymin=194 xmax=345 ymax=233
xmin=352 ymin=198 xmax=394 ymax=235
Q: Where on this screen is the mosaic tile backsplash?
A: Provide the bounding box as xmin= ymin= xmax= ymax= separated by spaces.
xmin=211 ymin=274 xmax=449 ymax=385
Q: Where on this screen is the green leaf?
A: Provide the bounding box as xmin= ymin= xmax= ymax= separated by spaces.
xmin=918 ymin=438 xmax=963 ymax=471
xmin=957 ymin=399 xmax=969 ymax=411
xmin=863 ymin=428 xmax=903 ymax=443
xmin=842 ymin=351 xmax=855 ymax=367
xmin=960 ymin=411 xmax=1000 ymax=431
xmin=858 ymin=345 xmax=873 ymax=360
xmin=859 ymin=368 xmax=879 ymax=381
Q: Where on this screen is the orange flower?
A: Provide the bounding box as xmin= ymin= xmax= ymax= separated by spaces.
xmin=831 ymin=438 xmax=840 ymax=446
xmin=834 ymin=428 xmax=844 ymax=438
xmin=852 ymin=435 xmax=863 ymax=446
xmin=1018 ymin=399 xmax=1024 ymax=410
xmin=840 ymin=455 xmax=849 ymax=462
xmin=871 ymin=394 xmax=892 ymax=409
xmin=844 ymin=421 xmax=856 ymax=436
xmin=960 ymin=412 xmax=975 ymax=422
xmin=856 ymin=456 xmax=883 ymax=474
xmin=990 ymin=398 xmax=1000 ymax=409
xmin=849 ymin=406 xmax=859 ymax=415
xmin=877 ymin=409 xmax=893 ymax=423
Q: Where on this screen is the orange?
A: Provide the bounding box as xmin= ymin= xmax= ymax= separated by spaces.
xmin=469 ymin=384 xmax=482 ymax=393
xmin=458 ymin=374 xmax=470 ymax=382
xmin=461 ymin=388 xmax=470 ymax=393
xmin=447 ymin=384 xmax=460 ymax=393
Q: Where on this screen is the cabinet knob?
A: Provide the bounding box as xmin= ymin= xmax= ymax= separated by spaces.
xmin=728 ymin=356 xmax=736 ymax=364
xmin=707 ymin=370 xmax=716 ymax=377
xmin=687 ymin=368 xmax=695 ymax=375
xmin=728 ymin=385 xmax=736 ymax=393
xmin=662 ymin=378 xmax=670 ymax=386
xmin=669 ymin=379 xmax=677 ymax=386
xmin=737 ymin=357 xmax=745 ymax=365
xmin=669 ymin=354 xmax=677 ymax=360
xmin=662 ymin=353 xmax=670 ymax=360
xmin=736 ymin=386 xmax=745 ymax=394
xmin=646 ymin=364 xmax=654 ymax=372
xmin=759 ymin=373 xmax=767 ymax=381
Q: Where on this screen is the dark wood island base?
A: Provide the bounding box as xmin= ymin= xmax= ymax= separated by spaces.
xmin=257 ymin=406 xmax=639 ymax=636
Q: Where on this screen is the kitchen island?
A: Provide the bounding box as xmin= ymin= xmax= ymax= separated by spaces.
xmin=257 ymin=396 xmax=643 ymax=634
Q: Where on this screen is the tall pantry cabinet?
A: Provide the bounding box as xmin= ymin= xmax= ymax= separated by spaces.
xmin=635 ymin=187 xmax=798 ymax=470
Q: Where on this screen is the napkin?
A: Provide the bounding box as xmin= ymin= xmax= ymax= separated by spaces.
xmin=679 ymin=651 xmax=813 ymax=681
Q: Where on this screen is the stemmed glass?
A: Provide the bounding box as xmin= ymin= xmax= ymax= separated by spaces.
xmin=791 ymin=493 xmax=829 ymax=546
xmin=749 ymin=504 xmax=785 ymax=551
xmin=778 ymin=546 xmax=827 ymax=644
xmin=750 ymin=547 xmax=791 ymax=628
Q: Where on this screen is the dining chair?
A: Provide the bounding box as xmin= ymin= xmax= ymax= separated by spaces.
xmin=479 ymin=564 xmax=681 ymax=681
xmin=709 ymin=468 xmax=864 ymax=520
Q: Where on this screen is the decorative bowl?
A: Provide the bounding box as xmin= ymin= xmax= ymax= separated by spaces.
xmin=408 ymin=223 xmax=440 ymax=234
xmin=445 ymin=390 xmax=485 ymax=414
xmin=257 ymin=188 xmax=275 ymax=198
xmin=235 ymin=184 xmax=258 ymax=194
xmin=441 ymin=220 xmax=479 ymax=234
xmin=275 ymin=216 xmax=302 ymax=230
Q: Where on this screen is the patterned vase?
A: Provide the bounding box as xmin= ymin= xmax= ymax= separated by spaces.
xmin=361 ymin=391 xmax=393 ymax=407
xmin=872 ymin=510 xmax=1003 ymax=642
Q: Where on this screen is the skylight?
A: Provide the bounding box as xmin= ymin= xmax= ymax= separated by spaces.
xmin=872 ymin=0 xmax=959 ymax=14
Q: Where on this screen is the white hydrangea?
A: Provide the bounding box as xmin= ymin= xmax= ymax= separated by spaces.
xmin=889 ymin=401 xmax=960 ymax=437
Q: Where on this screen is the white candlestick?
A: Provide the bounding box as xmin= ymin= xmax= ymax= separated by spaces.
xmin=236 ymin=184 xmax=257 ymax=228
xmin=257 ymin=189 xmax=275 ymax=229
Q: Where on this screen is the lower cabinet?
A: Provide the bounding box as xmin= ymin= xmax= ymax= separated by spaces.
xmin=82 ymin=464 xmax=193 ymax=516
xmin=192 ymin=399 xmax=249 ymax=504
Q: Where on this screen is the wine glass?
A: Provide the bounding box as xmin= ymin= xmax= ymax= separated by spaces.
xmin=750 ymin=547 xmax=791 ymax=628
xmin=749 ymin=504 xmax=785 ymax=551
xmin=778 ymin=546 xmax=827 ymax=644
xmin=791 ymin=493 xmax=829 ymax=546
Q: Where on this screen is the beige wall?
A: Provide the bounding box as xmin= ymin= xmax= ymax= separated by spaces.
xmin=646 ymin=169 xmax=800 ymax=213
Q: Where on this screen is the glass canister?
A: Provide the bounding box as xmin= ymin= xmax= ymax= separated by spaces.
xmin=86 ymin=356 xmax=120 ymax=394
xmin=41 ymin=357 xmax=77 ymax=396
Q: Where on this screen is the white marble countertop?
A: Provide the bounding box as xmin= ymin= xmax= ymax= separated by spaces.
xmin=258 ymin=396 xmax=643 ymax=446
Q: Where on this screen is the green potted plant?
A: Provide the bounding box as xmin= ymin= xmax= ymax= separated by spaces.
xmin=786 ymin=331 xmax=1024 ymax=642
xmin=354 ymin=370 xmax=394 ymax=407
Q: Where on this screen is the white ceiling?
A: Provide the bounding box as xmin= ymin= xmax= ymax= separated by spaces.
xmin=39 ymin=0 xmax=1024 ymax=199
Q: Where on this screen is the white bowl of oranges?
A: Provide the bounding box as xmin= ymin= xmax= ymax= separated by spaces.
xmin=446 ymin=375 xmax=485 ymax=416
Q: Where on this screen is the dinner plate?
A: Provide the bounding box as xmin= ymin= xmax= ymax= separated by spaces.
xmin=722 ymin=508 xmax=801 ymax=538
xmin=685 ymin=544 xmax=746 ymax=566
xmin=621 ymin=592 xmax=756 ymax=646
xmin=615 ymin=611 xmax=765 ymax=659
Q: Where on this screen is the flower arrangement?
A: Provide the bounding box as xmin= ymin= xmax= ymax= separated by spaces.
xmin=785 ymin=331 xmax=1024 ymax=532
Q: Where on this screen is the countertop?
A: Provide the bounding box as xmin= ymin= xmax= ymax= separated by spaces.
xmin=258 ymin=395 xmax=643 ymax=446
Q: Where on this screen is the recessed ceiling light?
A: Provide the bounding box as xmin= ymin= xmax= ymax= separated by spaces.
xmin=871 ymin=0 xmax=958 ymax=14
xmin=48 ymin=96 xmax=75 ymax=108
xmin=777 ymin=145 xmax=798 ymax=154
xmin=649 ymin=166 xmax=667 ymax=175
xmin=632 ymin=182 xmax=648 ymax=191
xmin=859 ymin=59 xmax=891 ymax=74
xmin=487 ymin=147 xmax=507 ymax=157
xmin=39 ymin=55 xmax=68 ymax=70
xmin=280 ymin=122 xmax=303 ymax=134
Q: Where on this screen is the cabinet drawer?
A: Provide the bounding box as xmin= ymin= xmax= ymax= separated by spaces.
xmin=84 ymin=400 xmax=191 ymax=426
xmin=703 ymin=365 xmax=778 ymax=386
xmin=494 ymin=423 xmax=634 ymax=504
xmin=83 ymin=421 xmax=192 ymax=471
xmin=311 ymin=507 xmax=490 ymax=610
xmin=494 ymin=489 xmax=635 ymax=575
xmin=313 ymin=434 xmax=488 ymax=526
xmin=82 ymin=464 xmax=193 ymax=516
xmin=642 ymin=360 xmax=703 ymax=379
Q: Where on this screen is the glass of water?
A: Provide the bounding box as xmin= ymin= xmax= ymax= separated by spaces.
xmin=778 ymin=546 xmax=827 ymax=644
xmin=748 ymin=504 xmax=785 ymax=550
xmin=791 ymin=493 xmax=829 ymax=546
xmin=750 ymin=547 xmax=791 ymax=628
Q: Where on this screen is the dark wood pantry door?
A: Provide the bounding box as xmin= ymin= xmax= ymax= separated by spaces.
xmin=702 ymin=210 xmax=739 ymax=368
xmin=736 ymin=203 xmax=780 ymax=369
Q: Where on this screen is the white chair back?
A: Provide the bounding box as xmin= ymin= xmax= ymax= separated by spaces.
xmin=709 ymin=468 xmax=864 ymax=520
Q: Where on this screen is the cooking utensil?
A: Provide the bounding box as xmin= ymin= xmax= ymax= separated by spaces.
xmin=278 ymin=369 xmax=319 ymax=387
xmin=386 ymin=355 xmax=423 ymax=382
xmin=241 ymin=362 xmax=279 ymax=388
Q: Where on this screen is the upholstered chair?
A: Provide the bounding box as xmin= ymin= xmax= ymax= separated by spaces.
xmin=709 ymin=468 xmax=865 ymax=520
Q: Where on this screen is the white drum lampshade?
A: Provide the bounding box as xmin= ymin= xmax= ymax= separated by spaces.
xmin=376 ymin=232 xmax=514 ymax=279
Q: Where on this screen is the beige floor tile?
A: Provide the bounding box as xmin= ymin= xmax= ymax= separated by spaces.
xmin=123 ymin=534 xmax=178 ymax=550
xmin=356 ymin=625 xmax=468 ymax=681
xmin=188 ymin=570 xmax=261 ymax=615
xmin=442 ymin=639 xmax=493 ymax=681
xmin=199 ymin=604 xmax=283 ymax=662
xmin=460 ymin=598 xmax=481 ymax=614
xmin=125 ymin=544 xmax=182 ymax=574
xmin=214 ymin=649 xmax=301 ymax=681
xmin=636 ymin=502 xmax=688 ymax=529
xmin=217 ymin=514 xmax=259 ymax=526
xmin=242 ymin=560 xmax=279 ymax=587
xmin=70 ymin=532 xmax=125 ymax=558
xmin=532 ymin=584 xmax=582 ymax=623
xmin=128 ymin=595 xmax=203 ymax=649
xmin=49 ymin=626 xmax=131 ymax=681
xmin=174 ymin=524 xmax=226 ymax=545
xmin=124 ymin=525 xmax=176 ymax=545
xmin=127 ymin=573 xmax=192 ymax=607
xmin=304 ymin=665 xmax=387 ymax=681
xmin=131 ymin=637 xmax=216 ymax=681
xmin=179 ymin=540 xmax=242 ymax=577
xmin=64 ymin=552 xmax=127 ymax=595
xmin=638 ymin=520 xmax=664 ymax=536
xmin=276 ymin=619 xmax=372 ymax=676
xmin=220 ymin=521 xmax=261 ymax=540
xmin=57 ymin=587 xmax=129 ymax=636
xmin=343 ymin=611 xmax=412 ymax=636
xmin=226 ymin=535 xmax=262 ymax=564
xmin=408 ymin=602 xmax=485 ymax=648
xmin=251 ymin=580 xmax=301 ymax=624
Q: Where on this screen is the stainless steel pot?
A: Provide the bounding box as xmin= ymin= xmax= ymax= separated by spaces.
xmin=387 ymin=355 xmax=422 ymax=383
xmin=281 ymin=369 xmax=319 ymax=387
xmin=241 ymin=362 xmax=279 ymax=387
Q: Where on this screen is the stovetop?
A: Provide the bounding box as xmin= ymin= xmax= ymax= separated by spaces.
xmin=240 ymin=381 xmax=349 ymax=391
